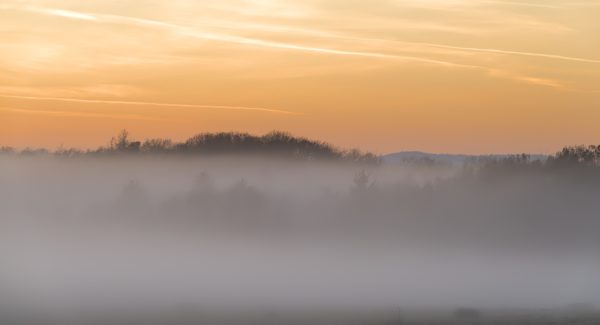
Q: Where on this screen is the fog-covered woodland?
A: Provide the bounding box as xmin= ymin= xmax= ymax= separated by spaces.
xmin=1 ymin=132 xmax=599 ymax=324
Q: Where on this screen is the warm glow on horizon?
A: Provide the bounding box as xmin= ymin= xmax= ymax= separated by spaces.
xmin=1 ymin=0 xmax=600 ymax=154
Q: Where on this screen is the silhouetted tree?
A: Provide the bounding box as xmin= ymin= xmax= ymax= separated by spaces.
xmin=19 ymin=148 xmax=48 ymax=156
xmin=549 ymin=145 xmax=600 ymax=167
xmin=111 ymin=129 xmax=130 ymax=151
xmin=0 ymin=146 xmax=15 ymax=155
xmin=109 ymin=129 xmax=140 ymax=153
xmin=0 ymin=129 xmax=374 ymax=163
xmin=141 ymin=138 xmax=173 ymax=153
xmin=353 ymin=169 xmax=372 ymax=192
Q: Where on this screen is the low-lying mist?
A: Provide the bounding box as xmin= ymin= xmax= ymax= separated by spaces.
xmin=1 ymin=137 xmax=600 ymax=323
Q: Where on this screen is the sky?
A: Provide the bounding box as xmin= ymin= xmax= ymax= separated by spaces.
xmin=1 ymin=0 xmax=599 ymax=154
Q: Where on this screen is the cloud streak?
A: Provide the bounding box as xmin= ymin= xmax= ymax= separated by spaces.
xmin=4 ymin=5 xmax=577 ymax=89
xmin=15 ymin=6 xmax=482 ymax=69
xmin=483 ymin=1 xmax=563 ymax=9
xmin=40 ymin=8 xmax=99 ymax=21
xmin=31 ymin=6 xmax=600 ymax=66
xmin=307 ymin=32 xmax=600 ymax=65
xmin=418 ymin=42 xmax=600 ymax=64
xmin=0 ymin=94 xmax=298 ymax=115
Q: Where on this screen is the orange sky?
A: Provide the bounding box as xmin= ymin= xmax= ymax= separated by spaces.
xmin=1 ymin=0 xmax=600 ymax=154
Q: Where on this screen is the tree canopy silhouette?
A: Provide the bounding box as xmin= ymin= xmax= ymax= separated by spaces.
xmin=8 ymin=129 xmax=378 ymax=163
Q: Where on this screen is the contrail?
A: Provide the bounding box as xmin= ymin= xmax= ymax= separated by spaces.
xmin=7 ymin=5 xmax=600 ymax=65
xmin=18 ymin=6 xmax=481 ymax=69
xmin=327 ymin=35 xmax=600 ymax=64
xmin=38 ymin=8 xmax=99 ymax=21
xmin=4 ymin=5 xmax=574 ymax=88
xmin=25 ymin=6 xmax=600 ymax=66
xmin=419 ymin=42 xmax=600 ymax=64
xmin=0 ymin=94 xmax=298 ymax=115
xmin=483 ymin=0 xmax=563 ymax=9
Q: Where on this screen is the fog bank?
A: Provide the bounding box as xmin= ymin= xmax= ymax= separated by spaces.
xmin=1 ymin=155 xmax=599 ymax=318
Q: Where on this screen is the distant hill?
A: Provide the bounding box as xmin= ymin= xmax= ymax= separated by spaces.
xmin=383 ymin=151 xmax=547 ymax=165
xmin=0 ymin=130 xmax=379 ymax=163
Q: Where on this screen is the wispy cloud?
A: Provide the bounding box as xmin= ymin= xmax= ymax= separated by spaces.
xmin=391 ymin=41 xmax=600 ymax=64
xmin=483 ymin=1 xmax=563 ymax=9
xmin=0 ymin=94 xmax=298 ymax=115
xmin=290 ymin=30 xmax=600 ymax=64
xmin=12 ymin=5 xmax=482 ymax=69
xmin=515 ymin=76 xmax=565 ymax=89
xmin=488 ymin=69 xmax=566 ymax=89
xmin=26 ymin=6 xmax=598 ymax=66
xmin=3 ymin=4 xmax=579 ymax=89
xmin=39 ymin=8 xmax=99 ymax=21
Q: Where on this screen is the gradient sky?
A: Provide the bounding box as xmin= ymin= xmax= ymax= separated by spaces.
xmin=1 ymin=0 xmax=599 ymax=154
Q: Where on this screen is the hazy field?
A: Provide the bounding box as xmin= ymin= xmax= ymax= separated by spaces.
xmin=1 ymin=154 xmax=599 ymax=324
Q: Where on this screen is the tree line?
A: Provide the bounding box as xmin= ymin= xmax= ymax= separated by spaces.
xmin=3 ymin=130 xmax=600 ymax=168
xmin=0 ymin=130 xmax=379 ymax=163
